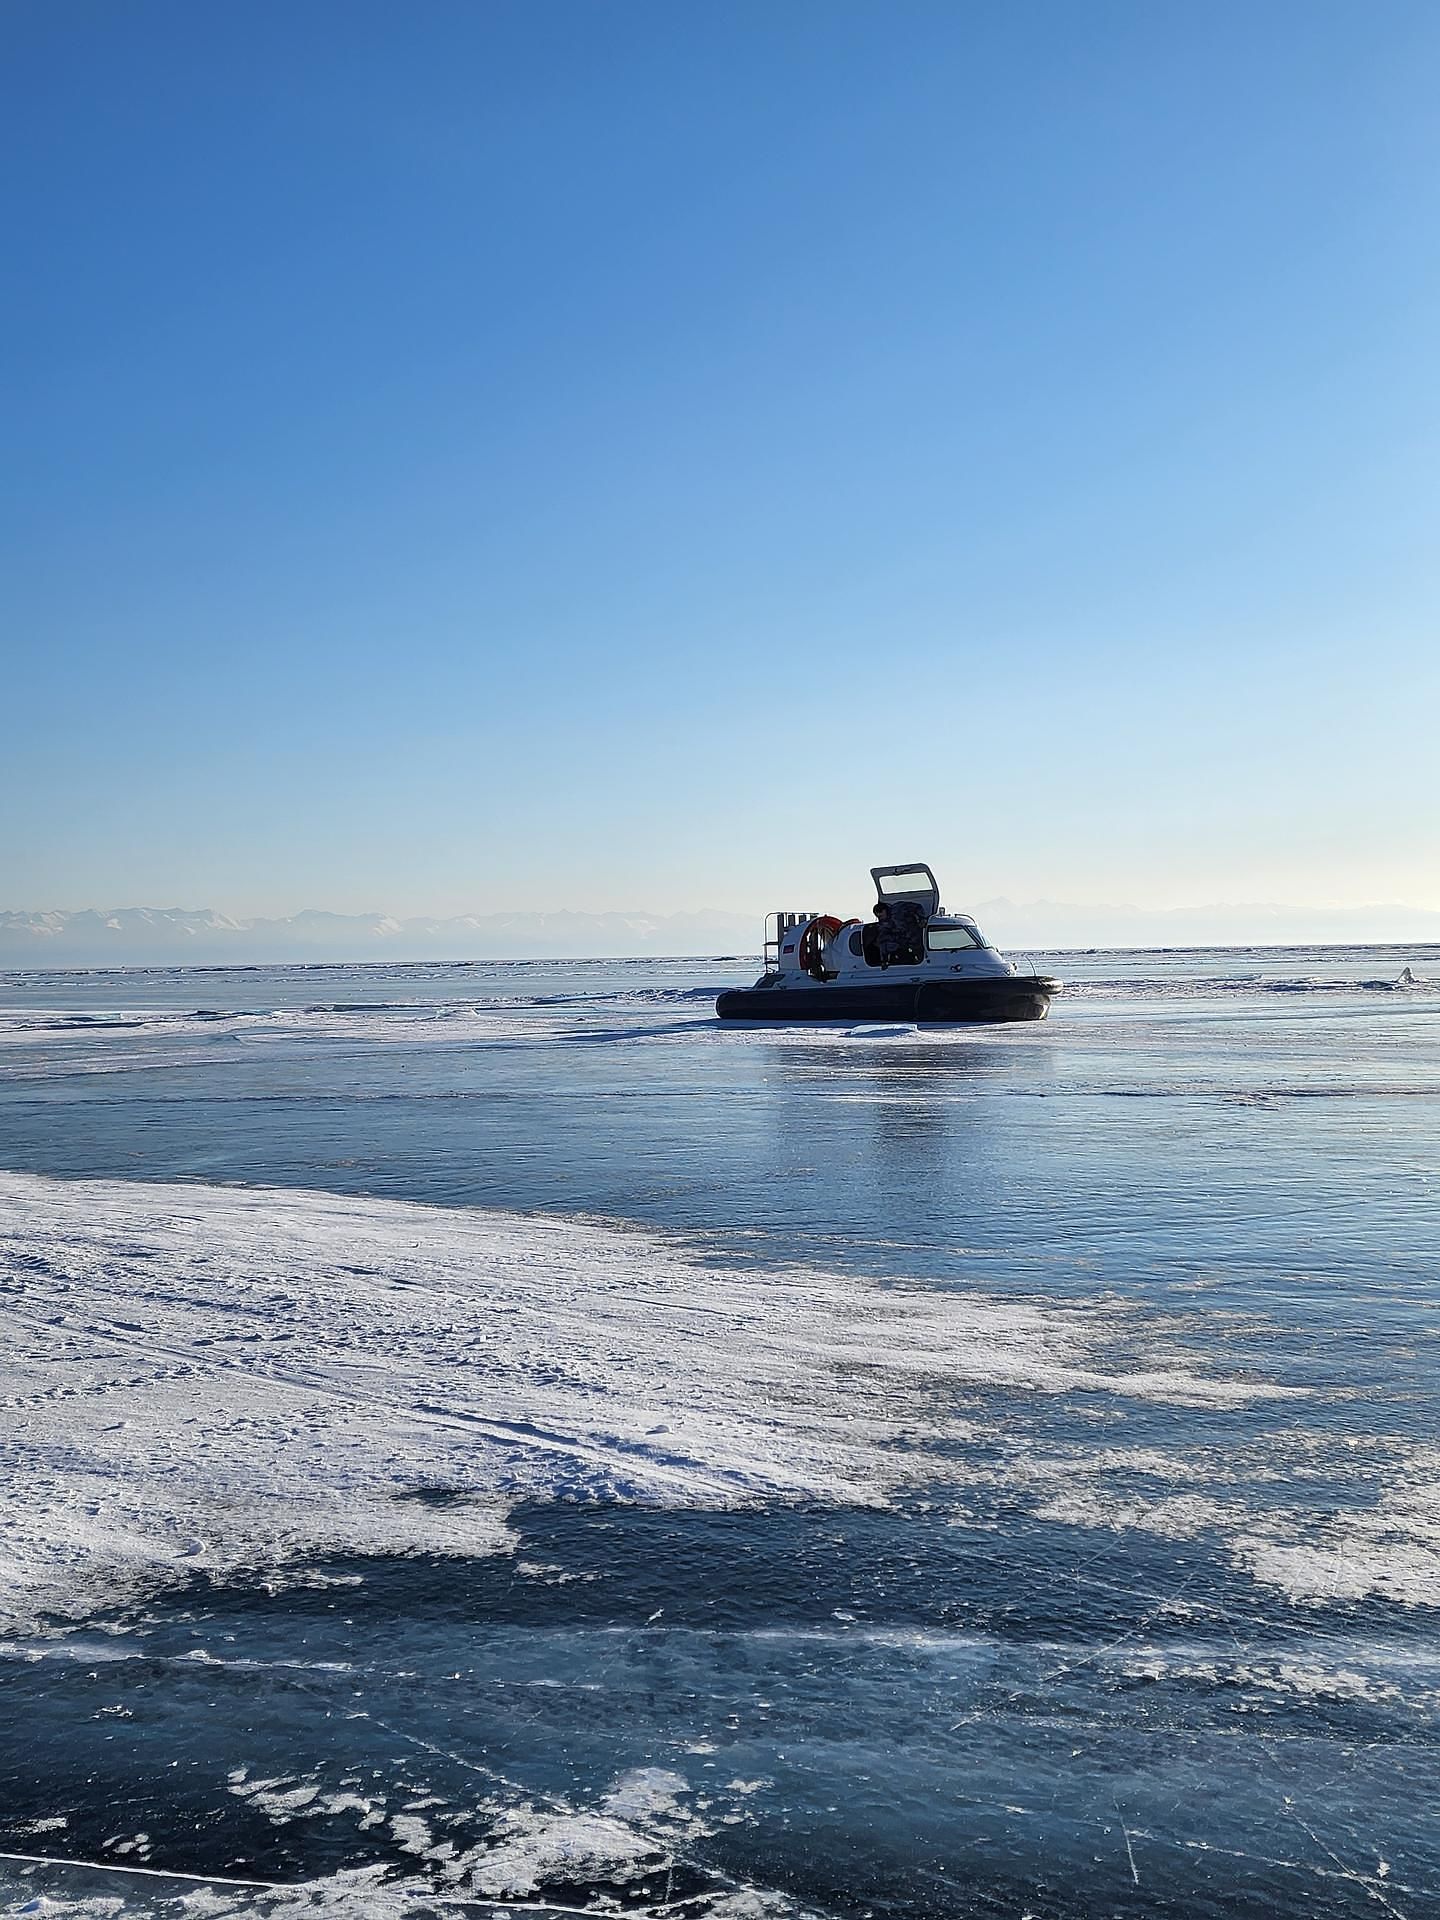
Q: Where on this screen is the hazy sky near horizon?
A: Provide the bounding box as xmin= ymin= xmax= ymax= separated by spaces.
xmin=4 ymin=0 xmax=1438 ymax=920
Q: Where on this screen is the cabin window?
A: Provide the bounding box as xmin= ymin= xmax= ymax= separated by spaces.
xmin=927 ymin=925 xmax=981 ymax=951
xmin=877 ymin=868 xmax=934 ymax=898
xmin=848 ymin=929 xmax=865 ymax=957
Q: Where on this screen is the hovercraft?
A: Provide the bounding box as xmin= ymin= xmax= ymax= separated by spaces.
xmin=715 ymin=862 xmax=1060 ymax=1024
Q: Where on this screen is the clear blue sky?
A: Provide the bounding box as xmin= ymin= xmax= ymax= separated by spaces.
xmin=4 ymin=0 xmax=1437 ymax=920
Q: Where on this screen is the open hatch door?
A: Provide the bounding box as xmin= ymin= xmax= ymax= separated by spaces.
xmin=870 ymin=862 xmax=940 ymax=918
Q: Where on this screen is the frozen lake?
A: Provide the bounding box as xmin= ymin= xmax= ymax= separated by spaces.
xmin=1 ymin=947 xmax=1438 ymax=1916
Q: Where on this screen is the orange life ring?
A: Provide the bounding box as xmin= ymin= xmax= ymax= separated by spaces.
xmin=798 ymin=914 xmax=847 ymax=976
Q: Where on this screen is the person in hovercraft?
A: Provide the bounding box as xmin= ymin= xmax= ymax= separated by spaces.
xmin=874 ymin=901 xmax=903 ymax=967
xmin=874 ymin=899 xmax=926 ymax=967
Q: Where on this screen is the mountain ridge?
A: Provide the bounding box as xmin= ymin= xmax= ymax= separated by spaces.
xmin=3 ymin=899 xmax=1440 ymax=964
xmin=0 ymin=905 xmax=758 ymax=963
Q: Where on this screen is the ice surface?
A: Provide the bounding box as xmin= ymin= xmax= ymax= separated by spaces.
xmin=0 ymin=1170 xmax=1309 ymax=1633
xmin=3 ymin=948 xmax=1439 ymax=1916
xmin=4 ymin=1564 xmax=1437 ymax=1917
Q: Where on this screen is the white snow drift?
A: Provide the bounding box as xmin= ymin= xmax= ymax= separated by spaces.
xmin=0 ymin=1170 xmax=1313 ymax=1630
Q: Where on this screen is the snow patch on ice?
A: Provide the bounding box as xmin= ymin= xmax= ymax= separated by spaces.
xmin=1237 ymin=1536 xmax=1440 ymax=1608
xmin=601 ymin=1765 xmax=698 ymax=1825
xmin=1032 ymin=1488 xmax=1242 ymax=1540
xmin=1231 ymin=1446 xmax=1440 ymax=1607
xmin=461 ymin=1803 xmax=667 ymax=1897
xmin=1 ymin=1170 xmax=1308 ymax=1630
xmin=1118 ymin=1653 xmax=1404 ymax=1704
xmin=227 ymin=1776 xmax=322 ymax=1821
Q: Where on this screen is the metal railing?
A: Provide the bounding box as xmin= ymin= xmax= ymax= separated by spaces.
xmin=763 ymin=910 xmax=819 ymax=974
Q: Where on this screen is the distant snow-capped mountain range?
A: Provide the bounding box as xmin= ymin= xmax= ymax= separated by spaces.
xmin=2 ymin=900 xmax=1439 ymax=966
xmin=0 ymin=906 xmax=760 ymax=964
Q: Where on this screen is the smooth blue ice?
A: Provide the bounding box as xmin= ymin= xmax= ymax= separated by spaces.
xmin=1 ymin=946 xmax=1438 ymax=1918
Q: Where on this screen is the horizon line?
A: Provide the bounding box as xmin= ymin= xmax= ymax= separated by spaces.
xmin=6 ymin=897 xmax=1440 ymax=920
xmin=2 ymin=937 xmax=1438 ymax=979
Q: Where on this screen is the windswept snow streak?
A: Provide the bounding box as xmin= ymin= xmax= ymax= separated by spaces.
xmin=0 ymin=1172 xmax=1298 ymax=1629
